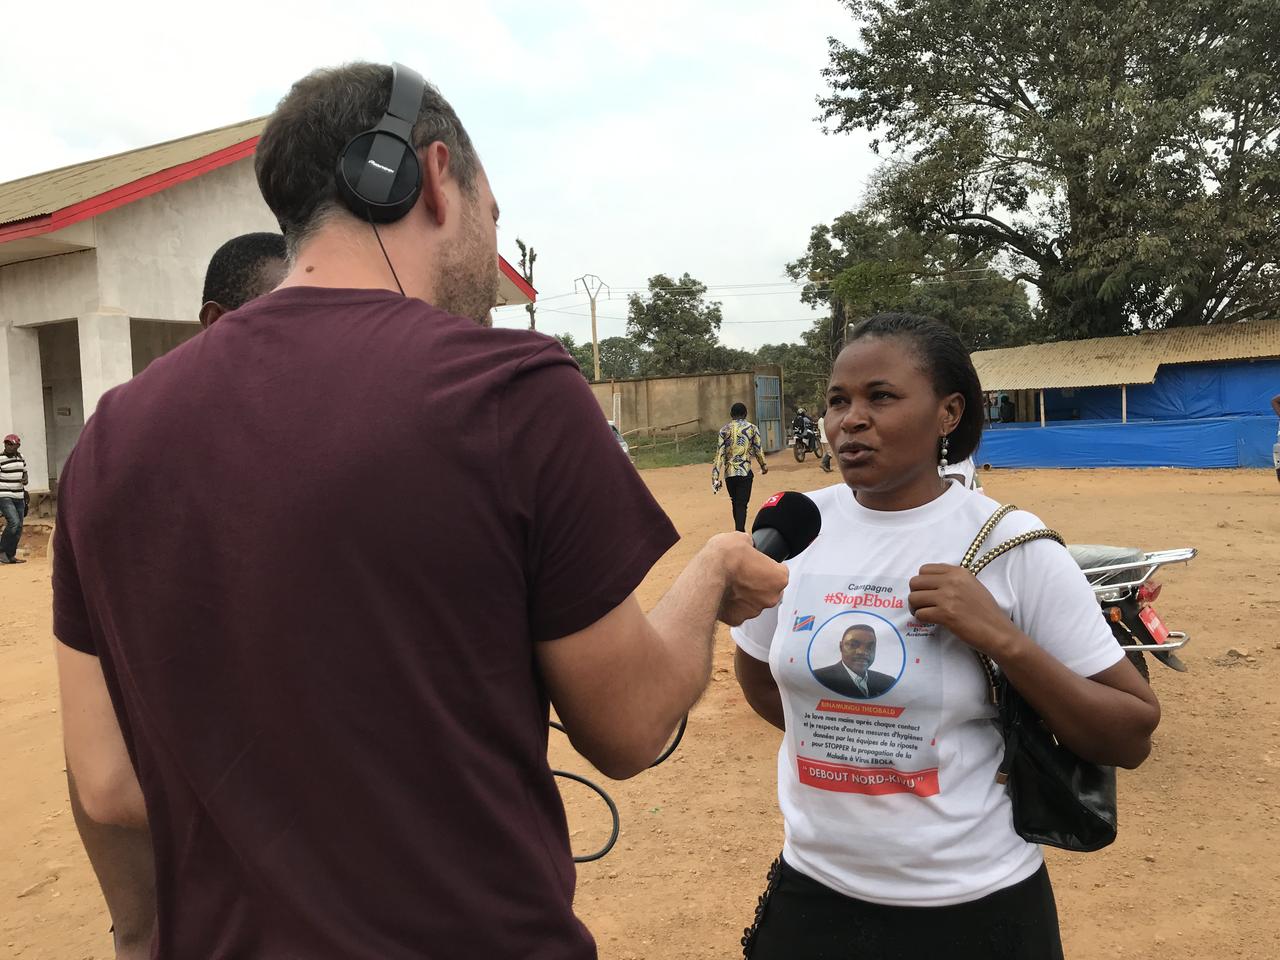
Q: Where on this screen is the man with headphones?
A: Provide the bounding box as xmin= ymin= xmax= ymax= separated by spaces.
xmin=52 ymin=62 xmax=786 ymax=958
xmin=59 ymin=230 xmax=288 ymax=960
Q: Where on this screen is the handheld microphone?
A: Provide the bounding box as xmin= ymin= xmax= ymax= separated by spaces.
xmin=750 ymin=492 xmax=822 ymax=562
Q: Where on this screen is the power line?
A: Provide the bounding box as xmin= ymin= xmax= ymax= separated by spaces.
xmin=496 ymin=269 xmax=1007 ymax=310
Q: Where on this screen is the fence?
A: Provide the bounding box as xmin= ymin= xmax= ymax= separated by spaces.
xmin=622 ymin=418 xmax=703 ymax=452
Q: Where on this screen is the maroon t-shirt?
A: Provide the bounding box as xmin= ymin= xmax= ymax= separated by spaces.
xmin=53 ymin=287 xmax=678 ymax=959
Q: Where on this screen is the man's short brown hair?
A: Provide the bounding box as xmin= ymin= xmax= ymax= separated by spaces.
xmin=255 ymin=62 xmax=481 ymax=254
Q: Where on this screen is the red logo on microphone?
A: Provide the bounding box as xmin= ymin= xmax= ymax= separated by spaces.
xmin=762 ymin=493 xmax=784 ymax=509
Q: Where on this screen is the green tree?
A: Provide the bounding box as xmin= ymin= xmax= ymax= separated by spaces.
xmin=819 ymin=0 xmax=1280 ymax=336
xmin=786 ymin=208 xmax=1036 ymax=351
xmin=597 ymin=336 xmax=646 ymax=380
xmin=553 ymin=333 xmax=594 ymax=374
xmin=626 ymin=273 xmax=726 ymax=375
xmin=756 ymin=339 xmax=832 ymax=416
xmin=707 ymin=344 xmax=760 ymax=372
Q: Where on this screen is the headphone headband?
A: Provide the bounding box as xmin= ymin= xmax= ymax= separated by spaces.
xmin=335 ymin=63 xmax=427 ymax=223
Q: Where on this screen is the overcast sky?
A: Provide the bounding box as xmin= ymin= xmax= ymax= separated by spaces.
xmin=0 ymin=0 xmax=878 ymax=349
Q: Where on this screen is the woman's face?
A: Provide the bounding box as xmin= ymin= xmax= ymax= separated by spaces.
xmin=824 ymin=336 xmax=963 ymax=507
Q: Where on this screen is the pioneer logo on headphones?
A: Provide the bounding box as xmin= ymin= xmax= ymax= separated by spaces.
xmin=368 ymin=160 xmax=395 ymax=174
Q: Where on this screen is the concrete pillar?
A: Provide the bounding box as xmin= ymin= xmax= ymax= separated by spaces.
xmin=1039 ymin=389 xmax=1046 ymax=427
xmin=1122 ymin=384 xmax=1128 ymax=424
xmin=0 ymin=324 xmax=50 ymax=491
xmin=78 ymin=312 xmax=133 ymax=419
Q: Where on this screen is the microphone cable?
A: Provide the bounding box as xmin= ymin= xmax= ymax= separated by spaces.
xmin=369 ymin=217 xmax=405 ymax=296
xmin=550 ymin=714 xmax=688 ymax=863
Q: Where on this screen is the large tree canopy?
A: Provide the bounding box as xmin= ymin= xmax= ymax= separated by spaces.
xmin=786 ymin=208 xmax=1037 ymax=353
xmin=820 ymin=0 xmax=1280 ymax=337
xmin=626 ymin=273 xmax=727 ymax=375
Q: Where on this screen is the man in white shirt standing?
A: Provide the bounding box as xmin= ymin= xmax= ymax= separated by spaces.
xmin=818 ymin=407 xmax=834 ymax=473
xmin=0 ymin=433 xmax=28 ymax=565
xmin=943 ymin=455 xmax=983 ymax=495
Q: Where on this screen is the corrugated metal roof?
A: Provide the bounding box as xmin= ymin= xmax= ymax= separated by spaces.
xmin=0 ymin=118 xmax=267 ymax=227
xmin=971 ymin=320 xmax=1280 ymax=391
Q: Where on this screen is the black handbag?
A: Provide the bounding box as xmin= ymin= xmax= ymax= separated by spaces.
xmin=962 ymin=505 xmax=1118 ymax=853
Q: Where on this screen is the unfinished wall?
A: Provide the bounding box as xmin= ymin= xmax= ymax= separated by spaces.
xmin=589 ymin=371 xmax=759 ymax=438
xmin=37 ymin=321 xmax=84 ymax=481
xmin=131 ymin=319 xmax=202 ymax=375
xmin=0 ymin=247 xmax=99 ymax=328
xmin=95 ymin=159 xmax=278 ymax=322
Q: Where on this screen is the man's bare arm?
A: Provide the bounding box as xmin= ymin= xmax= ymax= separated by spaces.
xmin=537 ymin=533 xmax=787 ymax=779
xmin=66 ymin=769 xmax=156 ymax=959
xmin=56 ymin=642 xmax=147 ymax=826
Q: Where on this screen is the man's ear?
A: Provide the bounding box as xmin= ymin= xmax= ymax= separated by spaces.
xmin=198 ymin=301 xmax=224 ymax=328
xmin=418 ymin=141 xmax=452 ymax=227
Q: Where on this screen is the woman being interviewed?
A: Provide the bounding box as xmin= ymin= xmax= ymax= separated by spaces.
xmin=733 ymin=314 xmax=1159 ymax=960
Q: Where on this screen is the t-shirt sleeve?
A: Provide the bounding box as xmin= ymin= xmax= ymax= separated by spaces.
xmin=1002 ymin=516 xmax=1124 ymax=677
xmin=51 ymin=453 xmax=96 ymax=654
xmin=731 ymin=596 xmax=781 ymax=662
xmin=502 ymin=343 xmax=679 ymax=642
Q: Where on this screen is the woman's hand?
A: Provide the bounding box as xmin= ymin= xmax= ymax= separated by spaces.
xmin=907 ymin=564 xmax=1026 ymax=660
xmin=910 ymin=563 xmax=1161 ymax=768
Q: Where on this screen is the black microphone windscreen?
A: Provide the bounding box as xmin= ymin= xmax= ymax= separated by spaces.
xmin=750 ymin=492 xmax=822 ymax=561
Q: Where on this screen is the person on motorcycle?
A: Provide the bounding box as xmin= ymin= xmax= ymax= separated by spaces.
xmin=793 ymin=409 xmax=819 ymax=456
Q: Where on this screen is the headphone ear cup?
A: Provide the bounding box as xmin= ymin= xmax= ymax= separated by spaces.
xmin=335 ymin=131 xmax=423 ymax=223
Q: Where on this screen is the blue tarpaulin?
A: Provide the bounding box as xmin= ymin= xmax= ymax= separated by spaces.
xmin=977 ymin=416 xmax=1276 ymax=469
xmin=1039 ymin=359 xmax=1280 ymax=422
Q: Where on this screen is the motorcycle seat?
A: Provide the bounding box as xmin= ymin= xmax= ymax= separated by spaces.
xmin=1067 ymin=544 xmax=1144 ymax=571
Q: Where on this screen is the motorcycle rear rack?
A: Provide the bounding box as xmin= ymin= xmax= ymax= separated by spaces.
xmin=1085 ymin=548 xmax=1197 ymax=597
xmin=1119 ymin=630 xmax=1189 ymax=653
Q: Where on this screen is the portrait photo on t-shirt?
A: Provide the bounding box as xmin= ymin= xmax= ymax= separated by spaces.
xmin=807 ymin=613 xmax=906 ymax=700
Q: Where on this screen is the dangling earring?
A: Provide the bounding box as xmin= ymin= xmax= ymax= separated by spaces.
xmin=939 ymin=434 xmax=950 ymax=470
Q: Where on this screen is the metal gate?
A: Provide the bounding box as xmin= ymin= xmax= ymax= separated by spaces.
xmin=755 ymin=374 xmax=783 ymax=453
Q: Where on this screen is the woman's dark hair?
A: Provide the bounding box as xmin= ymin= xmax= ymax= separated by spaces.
xmin=730 ymin=402 xmax=748 ymax=419
xmin=843 ymin=313 xmax=984 ymax=461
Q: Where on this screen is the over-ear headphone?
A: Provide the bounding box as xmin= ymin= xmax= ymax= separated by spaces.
xmin=335 ymin=63 xmax=427 ymax=223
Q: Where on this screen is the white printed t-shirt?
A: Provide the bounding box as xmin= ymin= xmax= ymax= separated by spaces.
xmin=942 ymin=455 xmax=978 ymax=490
xmin=732 ymin=482 xmax=1123 ymax=907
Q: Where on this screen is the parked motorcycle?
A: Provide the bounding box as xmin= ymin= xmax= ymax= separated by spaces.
xmin=791 ymin=424 xmax=821 ymax=463
xmin=1069 ymin=545 xmax=1197 ymax=682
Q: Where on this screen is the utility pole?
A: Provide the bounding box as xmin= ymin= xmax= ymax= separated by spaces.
xmin=575 ymin=274 xmax=609 ymax=381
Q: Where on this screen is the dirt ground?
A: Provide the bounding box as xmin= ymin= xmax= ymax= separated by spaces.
xmin=2 ymin=463 xmax=1279 ymax=959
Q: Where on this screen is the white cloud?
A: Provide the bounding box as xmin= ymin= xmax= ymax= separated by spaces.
xmin=1 ymin=0 xmax=876 ymax=348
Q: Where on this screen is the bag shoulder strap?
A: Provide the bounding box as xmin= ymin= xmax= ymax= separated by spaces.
xmin=961 ymin=503 xmax=1017 ymax=569
xmin=962 ymin=504 xmax=1067 ymax=703
xmin=961 ymin=505 xmax=1066 ymax=576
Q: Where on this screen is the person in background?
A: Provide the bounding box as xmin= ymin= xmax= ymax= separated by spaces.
xmin=817 ymin=406 xmax=833 ymax=473
xmin=792 ymin=407 xmax=816 ymax=451
xmin=0 ymin=433 xmax=27 ymax=564
xmin=943 ymin=454 xmax=983 ymax=495
xmin=1271 ymin=393 xmax=1280 ymax=485
xmin=198 ymin=232 xmax=289 ymax=327
xmin=713 ymin=402 xmax=768 ymax=532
